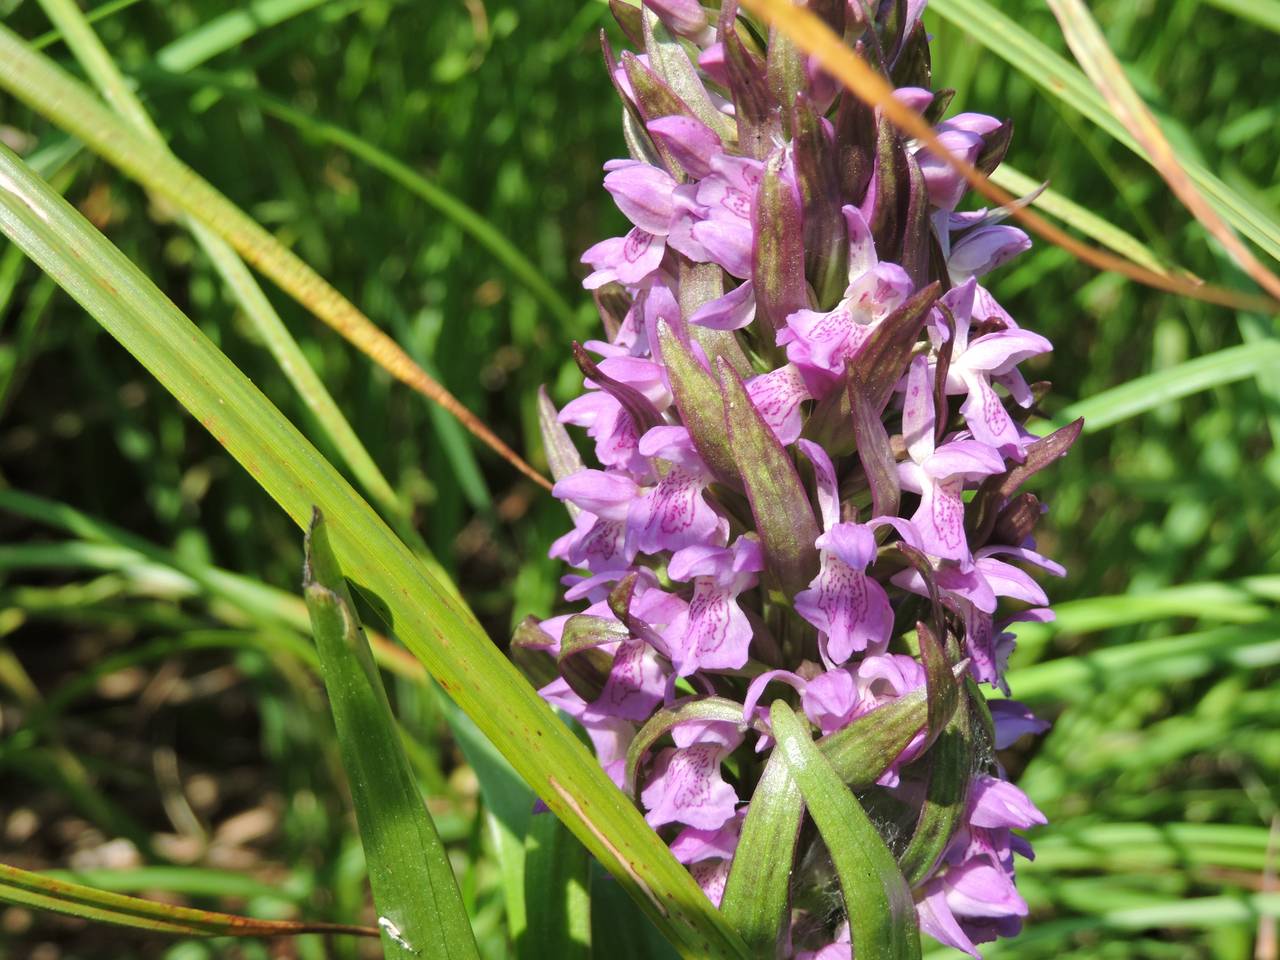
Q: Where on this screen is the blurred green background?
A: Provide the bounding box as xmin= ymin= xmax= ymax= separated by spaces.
xmin=0 ymin=0 xmax=1277 ymax=957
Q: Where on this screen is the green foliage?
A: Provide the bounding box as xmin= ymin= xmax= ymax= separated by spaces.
xmin=304 ymin=509 xmax=479 ymax=959
xmin=0 ymin=1 xmax=1277 ymax=959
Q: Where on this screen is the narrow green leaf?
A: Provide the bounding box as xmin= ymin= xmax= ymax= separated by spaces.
xmin=438 ymin=697 xmax=535 ymax=949
xmin=1048 ymin=0 xmax=1280 ymax=301
xmin=722 ymin=693 xmax=931 ymax=954
xmin=591 ymin=865 xmax=682 ymax=960
xmin=928 ymin=0 xmax=1280 ymax=262
xmin=0 ymin=489 xmax=432 ymax=684
xmin=719 ymin=357 xmax=821 ymax=597
xmin=303 ymin=510 xmax=479 ymax=960
xmin=720 ymin=748 xmax=800 ymax=956
xmin=0 ymin=862 xmax=376 ymax=939
xmin=135 ymin=65 xmax=577 ymax=327
xmin=38 ymin=866 xmax=302 ymax=902
xmin=0 ymin=145 xmax=747 ymax=959
xmin=1052 ymin=342 xmax=1280 ymax=432
xmin=1050 ymin=576 xmax=1280 ymax=634
xmin=770 ymin=701 xmax=922 ymax=959
xmin=30 ymin=0 xmax=144 ymax=51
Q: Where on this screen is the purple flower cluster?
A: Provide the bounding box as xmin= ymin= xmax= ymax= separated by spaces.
xmin=518 ymin=2 xmax=1080 ymax=955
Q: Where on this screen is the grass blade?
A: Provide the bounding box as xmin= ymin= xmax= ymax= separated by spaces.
xmin=990 ymin=164 xmax=1177 ymax=278
xmin=928 ymin=0 xmax=1280 ymax=265
xmin=1047 ymin=0 xmax=1280 ymax=301
xmin=0 ymin=488 xmax=430 ymax=684
xmin=29 ymin=0 xmax=144 ymax=51
xmin=131 ymin=65 xmax=578 ymax=329
xmin=0 ymin=26 xmax=550 ymax=489
xmin=303 ymin=509 xmax=479 ymax=960
xmin=1005 ymin=621 xmax=1280 ymax=702
xmin=736 ymin=0 xmax=1273 ymax=312
xmin=0 ymin=862 xmax=376 ymax=939
xmin=154 ymin=0 xmax=340 ymax=73
xmin=769 ymin=701 xmax=922 ymax=959
xmin=1053 ymin=341 xmax=1280 ymax=432
xmin=1202 ymin=0 xmax=1280 ymax=33
xmin=0 ymin=145 xmax=747 ymax=959
xmin=32 ymin=0 xmax=432 ymax=560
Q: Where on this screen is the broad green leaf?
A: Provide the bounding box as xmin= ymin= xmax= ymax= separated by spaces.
xmin=719 ymin=748 xmax=800 ymax=956
xmin=1052 ymin=341 xmax=1280 ymax=432
xmin=0 ymin=145 xmax=747 ymax=959
xmin=303 ymin=509 xmax=479 ymax=960
xmin=0 ymin=862 xmax=376 ymax=940
xmin=928 ymin=0 xmax=1280 ymax=263
xmin=770 ymin=701 xmax=922 ymax=960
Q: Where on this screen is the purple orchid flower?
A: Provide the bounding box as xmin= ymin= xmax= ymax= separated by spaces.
xmin=792 ymin=440 xmax=895 ymax=663
xmin=665 ymin=535 xmax=764 ymax=676
xmin=641 ymin=718 xmax=744 ymax=830
xmin=523 ymin=2 xmax=1074 ymax=952
xmin=900 ymin=354 xmax=1007 ymax=562
xmin=779 ymin=205 xmax=913 ymax=396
